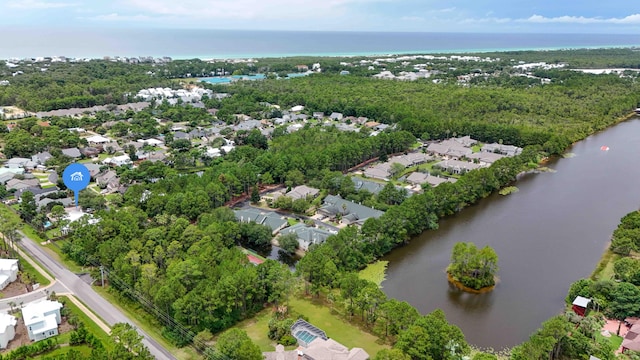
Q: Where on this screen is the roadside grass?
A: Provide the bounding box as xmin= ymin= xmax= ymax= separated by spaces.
xmin=92 ymin=287 xmax=202 ymax=360
xmin=0 ymin=204 xmax=46 ymax=243
xmin=230 ymin=297 xmax=390 ymax=356
xmin=358 ymin=261 xmax=388 ymax=287
xmin=17 ymin=251 xmax=51 ymax=286
xmin=590 ymin=248 xmax=618 ymax=281
xmin=43 ymin=241 xmax=85 ymax=274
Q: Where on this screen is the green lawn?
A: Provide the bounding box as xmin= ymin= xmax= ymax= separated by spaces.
xmin=358 ymin=261 xmax=388 ymax=287
xmin=17 ymin=251 xmax=51 ymax=287
xmin=287 ymin=218 xmax=299 ymax=226
xmin=92 ymin=287 xmax=202 ymax=360
xmin=596 ymin=331 xmax=623 ymax=350
xmin=234 ymin=297 xmax=389 ymax=356
xmin=591 ymin=249 xmax=619 ymax=281
xmin=472 ymin=145 xmax=482 ymax=153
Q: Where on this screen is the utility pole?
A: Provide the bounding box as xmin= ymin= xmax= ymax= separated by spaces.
xmin=100 ymin=266 xmax=105 ymax=288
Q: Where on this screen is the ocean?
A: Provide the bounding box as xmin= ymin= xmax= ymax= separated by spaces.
xmin=2 ymin=28 xmax=639 ymax=59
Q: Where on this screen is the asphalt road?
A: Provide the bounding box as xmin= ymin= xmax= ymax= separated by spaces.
xmin=17 ymin=233 xmax=176 ymax=360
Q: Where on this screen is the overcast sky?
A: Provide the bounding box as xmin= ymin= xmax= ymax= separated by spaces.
xmin=3 ymin=0 xmax=640 ymax=33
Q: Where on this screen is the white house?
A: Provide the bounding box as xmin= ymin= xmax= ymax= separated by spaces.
xmin=22 ymin=299 xmax=63 ymax=342
xmin=0 ymin=259 xmax=18 ymax=290
xmin=0 ymin=312 xmax=17 ymax=349
xmin=102 ymin=154 xmax=132 ymax=167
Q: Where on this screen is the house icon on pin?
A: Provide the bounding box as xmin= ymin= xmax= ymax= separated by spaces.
xmin=70 ymin=171 xmax=83 ymax=182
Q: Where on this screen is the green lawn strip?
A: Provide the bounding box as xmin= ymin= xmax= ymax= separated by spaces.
xmin=92 ymin=287 xmax=202 ymax=360
xmin=58 ymin=295 xmax=111 ymax=347
xmin=590 ymin=249 xmax=619 ymax=281
xmin=358 ymin=261 xmax=388 ymax=287
xmin=288 ymin=297 xmax=389 ymax=356
xmin=287 ymin=218 xmax=299 ymax=226
xmin=43 ymin=241 xmax=84 ymax=274
xmin=32 ymin=344 xmax=93 ymax=359
xmin=17 ymin=251 xmax=51 ymax=286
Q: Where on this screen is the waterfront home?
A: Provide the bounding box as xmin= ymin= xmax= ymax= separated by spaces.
xmin=286 ymin=319 xmax=369 ymax=359
xmin=481 ymin=143 xmax=522 ymax=157
xmin=318 ymin=195 xmax=383 ymax=225
xmin=22 ymin=299 xmax=63 ymax=342
xmin=467 ymin=152 xmax=505 ymax=165
xmin=0 ymin=259 xmax=19 ymax=291
xmin=279 ymin=223 xmax=333 ymax=251
xmin=433 ymin=160 xmax=483 ymax=175
xmin=0 ymin=312 xmax=17 ymax=349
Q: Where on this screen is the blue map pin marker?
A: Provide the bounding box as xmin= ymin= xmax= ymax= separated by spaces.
xmin=63 ymin=163 xmax=90 ymax=208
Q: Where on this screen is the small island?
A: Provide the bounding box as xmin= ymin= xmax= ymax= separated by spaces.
xmin=447 ymin=242 xmax=499 ymax=293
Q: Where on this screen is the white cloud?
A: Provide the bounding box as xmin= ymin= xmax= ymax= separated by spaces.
xmin=122 ymin=0 xmax=390 ymax=21
xmin=8 ymin=0 xmax=76 ymax=9
xmin=522 ymin=13 xmax=640 ymax=24
xmin=89 ymin=13 xmax=158 ymax=22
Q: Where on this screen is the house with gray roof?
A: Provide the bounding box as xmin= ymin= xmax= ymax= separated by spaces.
xmin=0 ymin=172 xmax=15 ymax=185
xmin=286 ymin=185 xmax=320 ymax=201
xmin=234 ymin=208 xmax=288 ymax=234
xmin=433 ymin=160 xmax=483 ymax=174
xmin=329 ymin=112 xmax=344 ymax=121
xmin=481 ymin=143 xmax=522 ymax=157
xmin=352 ymin=177 xmax=385 ymax=195
xmin=31 ymin=151 xmax=52 ymax=165
xmin=313 ymin=112 xmax=324 ymax=119
xmin=279 ymin=223 xmax=333 ymax=251
xmin=454 ymin=135 xmax=478 ymax=147
xmin=318 ymin=195 xmax=383 ymax=226
xmin=95 ymin=170 xmax=120 ymax=191
xmin=6 ymin=178 xmax=40 ymax=191
xmin=61 ymin=148 xmax=82 ymax=159
xmin=234 ymin=119 xmax=262 ymax=131
xmin=6 ymin=157 xmax=34 ymax=169
xmin=83 ymin=163 xmax=101 ymax=178
xmin=467 ymin=151 xmax=505 ymax=165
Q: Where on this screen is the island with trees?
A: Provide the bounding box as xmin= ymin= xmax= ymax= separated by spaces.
xmin=447 ymin=242 xmax=499 ymax=292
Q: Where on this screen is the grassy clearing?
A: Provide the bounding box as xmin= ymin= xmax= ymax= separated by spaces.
xmin=472 ymin=145 xmax=482 ymax=153
xmin=0 ymin=204 xmax=45 ymax=243
xmin=595 ymin=331 xmax=623 ymax=350
xmin=231 ymin=297 xmax=389 ymax=356
xmin=288 ymin=297 xmax=389 ymax=356
xmin=287 ymin=218 xmax=299 ymax=226
xmin=17 ymin=251 xmax=51 ymax=286
xmin=92 ymin=287 xmax=202 ymax=360
xmin=591 ymin=248 xmax=618 ymax=281
xmin=358 ymin=261 xmax=388 ymax=287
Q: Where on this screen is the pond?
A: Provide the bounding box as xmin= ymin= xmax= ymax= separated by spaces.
xmin=382 ymin=118 xmax=640 ymax=349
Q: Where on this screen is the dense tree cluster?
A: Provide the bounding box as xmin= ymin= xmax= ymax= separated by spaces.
xmin=447 ymin=242 xmax=499 ymax=290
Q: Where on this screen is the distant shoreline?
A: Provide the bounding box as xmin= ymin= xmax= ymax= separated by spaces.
xmin=1 ymin=29 xmax=639 ymax=61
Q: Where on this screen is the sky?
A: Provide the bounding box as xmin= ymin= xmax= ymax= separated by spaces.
xmin=2 ymin=0 xmax=640 ymax=33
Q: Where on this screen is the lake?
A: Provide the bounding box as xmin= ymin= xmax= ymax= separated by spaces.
xmin=381 ymin=117 xmax=640 ymax=349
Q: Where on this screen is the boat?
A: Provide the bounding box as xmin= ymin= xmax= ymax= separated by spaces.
xmin=600 ymin=146 xmax=609 ymax=151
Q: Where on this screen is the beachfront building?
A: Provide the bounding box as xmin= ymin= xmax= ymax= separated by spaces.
xmin=22 ymin=299 xmax=63 ymax=342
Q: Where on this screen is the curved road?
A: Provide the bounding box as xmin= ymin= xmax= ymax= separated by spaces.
xmin=17 ymin=233 xmax=176 ymax=360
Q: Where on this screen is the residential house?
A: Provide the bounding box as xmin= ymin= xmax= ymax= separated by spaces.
xmin=6 ymin=178 xmax=40 ymax=191
xmin=0 ymin=172 xmax=15 ymax=185
xmin=290 ymin=105 xmax=304 ymax=112
xmin=481 ymin=143 xmax=522 ymax=157
xmin=352 ymin=178 xmax=385 ymax=195
xmin=102 ymin=154 xmax=131 ymax=167
xmin=0 ymin=259 xmax=19 ymax=290
xmin=0 ymin=312 xmax=17 ymax=349
xmin=318 ymin=195 xmax=383 ymax=225
xmin=95 ymin=170 xmax=120 ymax=191
xmin=288 ymin=320 xmax=369 ymax=360
xmin=80 ymin=147 xmax=100 ymax=158
xmin=6 ymin=157 xmax=36 ymax=170
xmin=467 ymin=152 xmax=505 ymax=165
xmin=286 ymin=185 xmax=320 ymax=201
xmin=99 ymin=141 xmax=122 ymax=154
xmin=623 ymin=322 xmax=640 ymax=353
xmin=329 ymin=112 xmax=344 ymax=121
xmin=85 ymin=135 xmax=111 ymax=145
xmin=22 ymin=299 xmax=63 ymax=342
xmin=279 ymin=223 xmax=333 ymax=251
xmin=433 ymin=160 xmax=483 ymax=174
xmin=137 ymin=138 xmax=163 ymax=147
xmin=234 ymin=208 xmax=288 ymax=234
xmin=313 ymin=112 xmax=324 ymax=120
xmin=363 ymin=163 xmax=391 ymax=181
xmin=235 ymin=119 xmax=262 ymax=131
xmin=426 ymin=139 xmax=472 ymax=159
xmin=453 ymin=135 xmax=478 ymax=147
xmin=61 ymin=148 xmax=82 ymax=159
xmin=83 ymin=163 xmax=101 ymax=178
xmin=31 ymin=151 xmax=52 ymax=165
xmin=173 ymin=131 xmax=190 ymax=140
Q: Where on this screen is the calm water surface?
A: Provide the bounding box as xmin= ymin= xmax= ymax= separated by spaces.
xmin=382 ymin=118 xmax=640 ymax=349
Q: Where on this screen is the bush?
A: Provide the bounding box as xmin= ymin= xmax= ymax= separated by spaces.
xmin=280 ymin=334 xmax=297 ymax=346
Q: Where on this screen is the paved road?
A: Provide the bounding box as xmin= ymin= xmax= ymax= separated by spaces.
xmin=17 ymin=233 xmax=176 ymax=360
